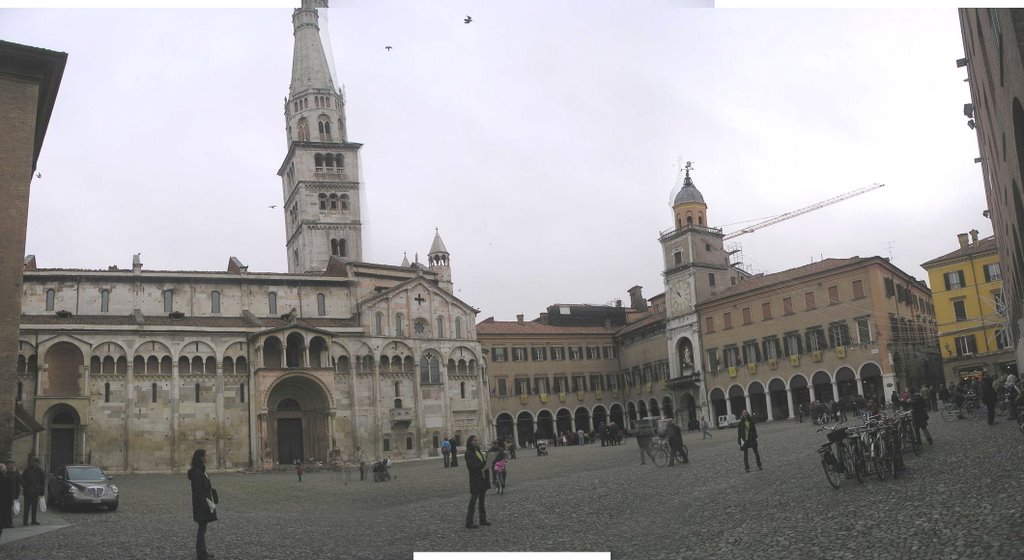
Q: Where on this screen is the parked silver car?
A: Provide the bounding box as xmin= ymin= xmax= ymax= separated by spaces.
xmin=48 ymin=465 xmax=119 ymax=511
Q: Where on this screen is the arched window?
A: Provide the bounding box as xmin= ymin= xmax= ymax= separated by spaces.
xmin=420 ymin=353 xmax=440 ymax=384
xmin=211 ymin=291 xmax=221 ymax=314
xmin=318 ymin=117 xmax=331 ymax=140
xmin=375 ymin=312 xmax=384 ymax=336
xmin=240 ymin=382 xmax=246 ymax=403
xmin=395 ymin=313 xmax=404 ymax=336
xmin=100 ymin=289 xmax=110 ymax=313
xmin=394 ymin=381 xmax=401 ymax=397
xmin=340 ymin=194 xmax=349 ymax=210
xmin=152 ymin=382 xmax=158 ymax=403
xmin=314 ymin=153 xmax=324 ymax=171
xmin=45 ymin=289 xmax=55 ymax=311
xmin=269 ymin=292 xmax=278 ymax=315
xmin=331 ymin=239 xmax=339 ymax=256
xmin=455 ymin=317 xmax=463 ymax=339
xmin=319 ymin=193 xmax=328 ymax=210
xmin=323 ymin=120 xmax=331 ymax=139
xmin=297 ymin=118 xmax=310 ymax=141
xmin=325 ymin=154 xmax=334 ymax=168
xmin=318 ymin=120 xmax=324 ymax=135
xmin=336 ymin=239 xmax=347 ymax=257
xmin=437 ymin=316 xmax=445 ymax=338
xmin=163 ymin=290 xmax=173 ymax=313
xmin=329 ymin=193 xmax=338 ymax=210
xmin=460 ymin=381 xmax=466 ymax=399
xmin=195 ymin=383 xmax=201 ymax=403
xmin=335 ymin=153 xmax=344 ymax=168
xmin=317 ymin=293 xmax=326 ymax=316
xmin=104 ymin=382 xmax=111 ymax=403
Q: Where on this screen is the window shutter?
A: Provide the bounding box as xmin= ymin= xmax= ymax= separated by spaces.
xmin=943 ymin=273 xmax=951 ymax=291
xmin=958 ymin=270 xmax=965 ymax=288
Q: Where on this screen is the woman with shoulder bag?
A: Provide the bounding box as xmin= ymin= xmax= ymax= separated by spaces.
xmin=187 ymin=449 xmax=218 ymax=560
xmin=463 ymin=435 xmax=490 ymax=529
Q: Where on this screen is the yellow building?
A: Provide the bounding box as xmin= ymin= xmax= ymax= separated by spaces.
xmin=921 ymin=231 xmax=1017 ymax=383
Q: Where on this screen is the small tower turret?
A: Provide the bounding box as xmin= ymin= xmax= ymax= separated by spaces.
xmin=428 ymin=228 xmax=453 ymax=294
xmin=671 ymin=160 xmax=708 ymax=230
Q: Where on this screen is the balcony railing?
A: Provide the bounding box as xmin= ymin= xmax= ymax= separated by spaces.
xmin=390 ymin=407 xmax=413 ymax=423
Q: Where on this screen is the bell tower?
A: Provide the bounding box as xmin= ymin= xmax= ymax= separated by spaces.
xmin=279 ymin=0 xmax=364 ymax=273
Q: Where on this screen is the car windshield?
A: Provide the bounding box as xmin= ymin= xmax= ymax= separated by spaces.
xmin=66 ymin=467 xmax=105 ymax=481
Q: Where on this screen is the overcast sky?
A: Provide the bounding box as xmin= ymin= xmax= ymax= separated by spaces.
xmin=2 ymin=5 xmax=983 ymax=322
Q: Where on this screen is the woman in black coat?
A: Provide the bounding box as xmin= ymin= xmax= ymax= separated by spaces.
xmin=187 ymin=449 xmax=218 ymax=560
xmin=736 ymin=410 xmax=762 ymax=473
xmin=464 ymin=435 xmax=489 ymax=529
xmin=0 ymin=463 xmax=13 ymax=539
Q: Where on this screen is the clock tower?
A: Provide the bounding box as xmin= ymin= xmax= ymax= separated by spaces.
xmin=659 ymin=162 xmax=733 ymax=419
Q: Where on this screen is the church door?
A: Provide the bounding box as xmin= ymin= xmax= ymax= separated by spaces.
xmin=49 ymin=429 xmax=75 ymax=474
xmin=277 ymin=418 xmax=304 ymax=465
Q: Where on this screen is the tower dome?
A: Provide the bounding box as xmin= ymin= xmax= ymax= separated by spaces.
xmin=670 ymin=161 xmax=708 ymax=229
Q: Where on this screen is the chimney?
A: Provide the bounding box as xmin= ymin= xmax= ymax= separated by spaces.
xmin=539 ymin=312 xmax=548 ymax=324
xmin=957 ymin=233 xmax=969 ymax=248
xmin=627 ymin=286 xmax=647 ymax=311
xmin=970 ymin=229 xmax=979 ymax=245
xmin=516 ymin=314 xmax=524 ymax=324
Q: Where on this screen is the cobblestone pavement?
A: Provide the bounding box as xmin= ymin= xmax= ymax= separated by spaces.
xmin=2 ymin=416 xmax=1021 ymax=560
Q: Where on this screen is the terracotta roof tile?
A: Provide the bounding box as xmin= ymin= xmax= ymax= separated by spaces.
xmin=476 ymin=318 xmax=615 ymax=336
xmin=698 ymin=257 xmax=868 ymax=306
xmin=920 ymin=235 xmax=998 ymax=268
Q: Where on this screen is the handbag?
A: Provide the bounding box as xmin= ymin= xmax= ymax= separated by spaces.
xmin=38 ymin=495 xmax=47 ymax=513
xmin=206 ymin=498 xmax=216 ymax=513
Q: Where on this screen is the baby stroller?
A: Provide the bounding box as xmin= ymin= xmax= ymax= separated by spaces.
xmin=535 ymin=439 xmax=548 ymax=456
xmin=371 ymin=457 xmax=392 ymax=482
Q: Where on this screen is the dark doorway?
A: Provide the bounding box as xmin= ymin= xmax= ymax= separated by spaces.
xmin=277 ymin=418 xmax=304 ymax=464
xmin=49 ymin=429 xmax=74 ymax=474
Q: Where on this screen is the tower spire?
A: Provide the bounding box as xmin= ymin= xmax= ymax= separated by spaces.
xmin=279 ymin=0 xmax=363 ymax=273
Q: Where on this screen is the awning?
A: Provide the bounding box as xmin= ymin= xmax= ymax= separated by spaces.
xmin=14 ymin=403 xmax=45 ymax=438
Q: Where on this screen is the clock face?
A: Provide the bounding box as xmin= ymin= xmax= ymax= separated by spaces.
xmin=671 ymin=278 xmax=691 ymax=315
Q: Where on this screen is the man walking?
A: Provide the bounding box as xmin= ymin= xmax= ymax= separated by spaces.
xmin=635 ymin=420 xmax=656 ymax=465
xmin=441 ymin=436 xmax=451 ymax=468
xmin=981 ymin=374 xmax=998 ymax=425
xmin=700 ymin=417 xmax=713 ymax=439
xmin=737 ymin=410 xmax=762 ymax=473
xmin=667 ymin=420 xmax=688 ymax=465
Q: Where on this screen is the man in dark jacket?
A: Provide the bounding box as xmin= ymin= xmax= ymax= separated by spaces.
xmin=20 ymin=457 xmax=45 ymax=526
xmin=910 ymin=390 xmax=933 ymax=445
xmin=981 ymin=375 xmax=998 ymax=425
xmin=666 ymin=420 xmax=688 ymax=466
xmin=737 ymin=410 xmax=762 ymax=473
xmin=2 ymin=460 xmax=19 ymax=529
xmin=635 ymin=420 xmax=656 ymax=465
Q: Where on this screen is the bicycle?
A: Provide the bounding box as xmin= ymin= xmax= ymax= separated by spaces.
xmin=816 ymin=422 xmax=861 ymax=488
xmin=652 ymin=438 xmax=688 ymax=467
xmin=894 ymin=410 xmax=919 ymax=457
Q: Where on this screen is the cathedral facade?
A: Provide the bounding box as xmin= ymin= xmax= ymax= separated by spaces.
xmin=13 ymin=2 xmax=489 ymax=473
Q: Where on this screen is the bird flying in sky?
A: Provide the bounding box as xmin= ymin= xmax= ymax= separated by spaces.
xmin=464 ymin=16 xmax=472 ymax=24
xmin=385 ymin=45 xmax=392 ymax=51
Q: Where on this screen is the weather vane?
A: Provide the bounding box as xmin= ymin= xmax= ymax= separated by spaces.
xmin=676 ymin=157 xmax=694 ymax=174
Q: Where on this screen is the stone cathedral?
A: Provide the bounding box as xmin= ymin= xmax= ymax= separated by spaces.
xmin=13 ymin=2 xmax=489 ymax=473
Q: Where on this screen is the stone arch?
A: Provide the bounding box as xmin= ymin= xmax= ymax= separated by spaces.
xmin=265 ymin=373 xmax=334 ymax=464
xmin=285 ymin=332 xmax=306 ymax=368
xmin=44 ymin=341 xmax=84 ymax=396
xmin=709 ymin=387 xmax=727 ymax=426
xmin=637 ymin=400 xmax=648 ymax=419
xmin=835 ymin=366 xmax=858 ymax=401
xmin=789 ymin=373 xmax=810 ymax=411
xmin=419 ymin=349 xmax=443 ymax=384
xmin=747 ymin=381 xmax=767 ymax=421
xmin=574 ymin=406 xmax=591 ymax=434
xmin=682 ymin=393 xmax=697 ymax=426
xmin=592 ymin=405 xmax=608 ymax=431
xmin=626 ymin=402 xmax=638 ymax=427
xmin=515 ymin=411 xmax=535 ymax=446
xmin=264 ymin=336 xmax=283 ymax=369
xmin=768 ymin=377 xmax=789 ymax=419
xmin=495 ymin=412 xmax=515 ymax=442
xmin=661 ymin=396 xmax=674 ymax=422
xmin=44 ymin=403 xmax=82 ymax=473
xmin=648 ymin=398 xmax=660 ymax=417
xmin=224 ymin=341 xmax=248 ymax=374
xmin=331 ymin=342 xmax=352 ymax=374
xmin=728 ymin=384 xmax=746 ymax=417
xmin=555 ymin=407 xmax=573 ymax=436
xmin=609 ymin=403 xmax=625 ymax=430
xmin=858 ymin=362 xmax=884 ymax=401
xmin=676 ymin=336 xmax=695 ymax=371
xmin=309 ymin=336 xmax=329 ymax=368
xmin=536 ymin=409 xmax=555 ymax=440
xmin=812 ymin=370 xmax=834 ymax=402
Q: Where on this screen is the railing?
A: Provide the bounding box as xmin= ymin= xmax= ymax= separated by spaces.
xmin=390 ymin=407 xmax=413 ymax=423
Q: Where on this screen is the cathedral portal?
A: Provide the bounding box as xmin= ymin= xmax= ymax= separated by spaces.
xmin=264 ymin=375 xmax=332 ymax=466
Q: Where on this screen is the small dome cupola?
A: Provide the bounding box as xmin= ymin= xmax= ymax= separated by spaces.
xmin=670 ymin=160 xmax=708 ymax=229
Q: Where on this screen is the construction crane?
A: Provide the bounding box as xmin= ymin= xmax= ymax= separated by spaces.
xmin=723 ymin=183 xmax=885 ymax=240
